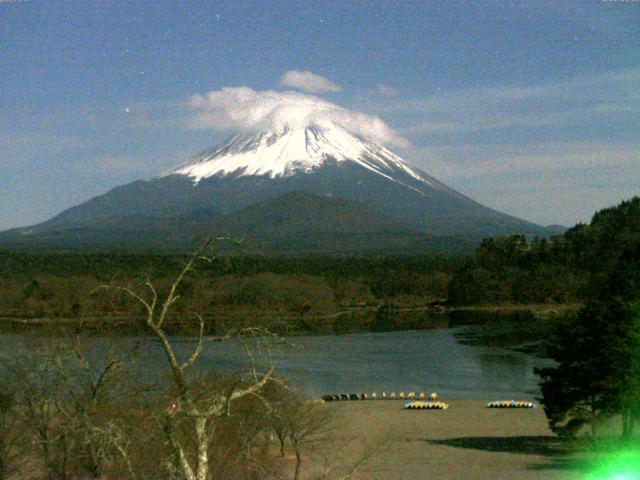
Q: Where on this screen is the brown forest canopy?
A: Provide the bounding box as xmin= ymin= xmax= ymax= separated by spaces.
xmin=0 ymin=196 xmax=638 ymax=316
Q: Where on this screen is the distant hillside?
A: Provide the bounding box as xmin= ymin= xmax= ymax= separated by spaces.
xmin=0 ymin=192 xmax=481 ymax=255
xmin=213 ymin=191 xmax=412 ymax=237
xmin=447 ymin=196 xmax=640 ymax=305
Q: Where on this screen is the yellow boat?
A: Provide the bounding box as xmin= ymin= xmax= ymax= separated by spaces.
xmin=404 ymin=401 xmax=449 ymax=410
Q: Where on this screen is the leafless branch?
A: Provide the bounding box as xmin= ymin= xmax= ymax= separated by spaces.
xmin=157 ymin=237 xmax=218 ymax=329
xmin=180 ymin=314 xmax=206 ymax=372
xmin=96 ymin=285 xmax=154 ymax=317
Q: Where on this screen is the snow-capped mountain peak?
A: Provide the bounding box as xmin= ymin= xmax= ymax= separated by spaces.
xmin=165 ymin=122 xmax=440 ymax=190
xmin=1 ymin=122 xmax=551 ymax=253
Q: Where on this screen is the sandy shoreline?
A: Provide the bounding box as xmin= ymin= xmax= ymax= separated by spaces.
xmin=300 ymin=399 xmax=582 ymax=480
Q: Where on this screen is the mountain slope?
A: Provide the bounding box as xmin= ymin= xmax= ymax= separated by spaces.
xmin=0 ymin=122 xmax=552 ymax=253
xmin=207 ymin=191 xmax=442 ymax=254
xmin=212 ymin=191 xmax=413 ymax=238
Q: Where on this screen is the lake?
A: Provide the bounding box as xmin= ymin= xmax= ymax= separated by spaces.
xmin=0 ymin=325 xmax=551 ymax=400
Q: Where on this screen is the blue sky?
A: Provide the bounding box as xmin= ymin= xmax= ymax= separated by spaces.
xmin=1 ymin=0 xmax=639 ymax=230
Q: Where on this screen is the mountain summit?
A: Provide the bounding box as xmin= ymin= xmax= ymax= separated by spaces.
xmin=167 ymin=123 xmax=448 ymax=195
xmin=0 ymin=122 xmax=552 ymax=254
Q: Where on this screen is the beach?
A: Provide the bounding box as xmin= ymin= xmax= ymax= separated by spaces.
xmin=299 ymin=399 xmax=582 ymax=480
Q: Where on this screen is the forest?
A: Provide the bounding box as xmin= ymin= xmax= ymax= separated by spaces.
xmin=0 ymin=198 xmax=640 ymax=318
xmin=0 ymin=197 xmax=638 ymax=334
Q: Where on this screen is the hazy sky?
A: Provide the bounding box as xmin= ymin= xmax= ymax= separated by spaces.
xmin=1 ymin=0 xmax=638 ymax=230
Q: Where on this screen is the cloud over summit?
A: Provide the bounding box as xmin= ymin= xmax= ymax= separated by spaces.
xmin=186 ymin=86 xmax=409 ymax=148
xmin=279 ymin=70 xmax=342 ymax=93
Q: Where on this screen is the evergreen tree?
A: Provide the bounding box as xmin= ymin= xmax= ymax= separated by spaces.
xmin=616 ymin=301 xmax=640 ymax=438
xmin=536 ymin=197 xmax=640 ymax=437
xmin=535 ymin=299 xmax=632 ymax=436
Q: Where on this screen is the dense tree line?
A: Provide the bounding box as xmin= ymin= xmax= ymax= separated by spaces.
xmin=535 ymin=197 xmax=640 ymax=437
xmin=2 ymin=197 xmax=638 ymax=321
xmin=0 ymin=252 xmax=457 ymax=280
xmin=448 ymin=197 xmax=640 ymax=306
xmin=447 ymin=235 xmax=587 ymax=305
xmin=0 ymin=254 xmax=456 ymax=325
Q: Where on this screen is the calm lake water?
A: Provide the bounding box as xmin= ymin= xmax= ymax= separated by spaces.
xmin=198 ymin=328 xmax=551 ymax=399
xmin=0 ymin=325 xmax=551 ymax=400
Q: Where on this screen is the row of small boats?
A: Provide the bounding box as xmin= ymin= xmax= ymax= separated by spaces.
xmin=486 ymin=400 xmax=536 ymax=409
xmin=321 ymin=393 xmax=537 ymax=410
xmin=404 ymin=401 xmax=449 ymax=410
xmin=321 ymin=392 xmax=438 ymax=402
xmin=404 ymin=400 xmax=536 ymax=410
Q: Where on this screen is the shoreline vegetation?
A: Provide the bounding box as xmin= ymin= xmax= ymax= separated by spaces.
xmin=0 ymin=303 xmax=578 ymax=348
xmin=4 ymin=196 xmax=631 ymax=340
xmin=0 ymin=301 xmax=578 ymax=322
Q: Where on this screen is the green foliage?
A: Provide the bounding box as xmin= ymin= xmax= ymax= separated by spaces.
xmin=534 ymin=197 xmax=640 ymax=437
xmin=448 ymin=197 xmax=640 ymax=306
xmin=536 ymin=301 xmax=633 ymax=436
xmin=447 ymin=266 xmax=502 ymax=305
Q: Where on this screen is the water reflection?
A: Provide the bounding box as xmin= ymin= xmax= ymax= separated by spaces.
xmin=0 ymin=322 xmax=551 ymax=400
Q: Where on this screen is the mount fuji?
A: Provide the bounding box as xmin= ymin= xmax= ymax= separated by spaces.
xmin=0 ymin=122 xmax=551 ymax=254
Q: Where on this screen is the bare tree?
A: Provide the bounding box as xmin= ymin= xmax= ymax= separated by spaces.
xmin=59 ymin=334 xmax=131 ymax=479
xmin=100 ymin=237 xmax=276 ymax=480
xmin=0 ymin=385 xmax=18 ymax=479
xmin=3 ymin=331 xmax=134 ymax=480
xmin=263 ymin=385 xmax=334 ymax=480
xmin=14 ymin=349 xmax=75 ymax=480
xmin=288 ymin=403 xmax=333 ymax=480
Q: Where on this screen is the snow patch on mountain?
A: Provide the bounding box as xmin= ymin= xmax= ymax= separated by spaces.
xmin=165 ymin=122 xmax=442 ymax=193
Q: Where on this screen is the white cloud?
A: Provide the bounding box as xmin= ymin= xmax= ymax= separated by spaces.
xmin=186 ymin=87 xmax=409 ymax=148
xmin=279 ymin=70 xmax=342 ymax=93
xmin=376 ymin=84 xmax=398 ymax=96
